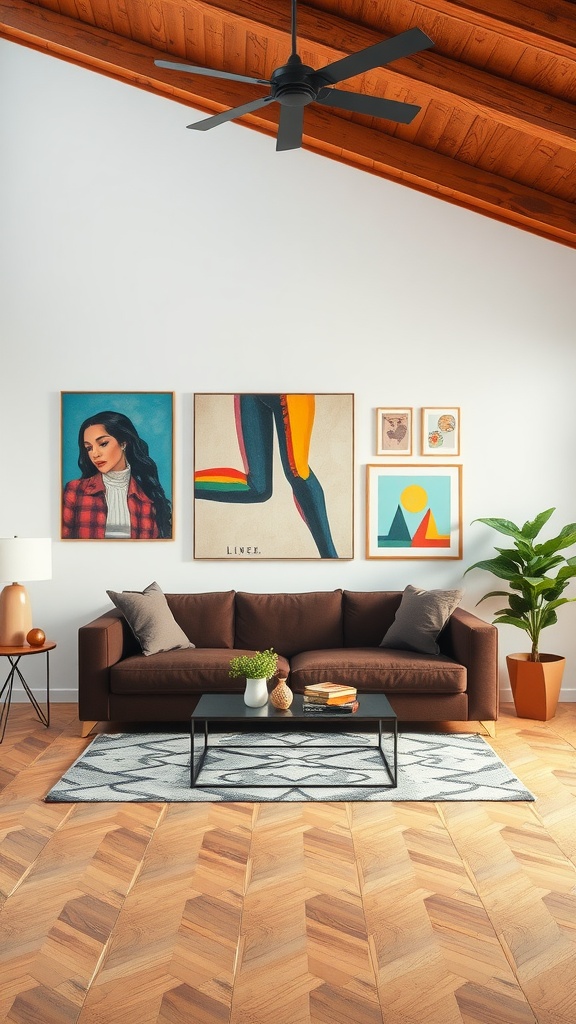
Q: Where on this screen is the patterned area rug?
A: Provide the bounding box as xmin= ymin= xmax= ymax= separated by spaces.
xmin=45 ymin=731 xmax=535 ymax=802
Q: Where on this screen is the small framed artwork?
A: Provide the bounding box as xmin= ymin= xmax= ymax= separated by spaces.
xmin=421 ymin=407 xmax=460 ymax=455
xmin=61 ymin=391 xmax=174 ymax=539
xmin=376 ymin=407 xmax=412 ymax=455
xmin=366 ymin=464 xmax=462 ymax=559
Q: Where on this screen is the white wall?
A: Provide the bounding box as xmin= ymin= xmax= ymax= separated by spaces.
xmin=2 ymin=39 xmax=575 ymax=705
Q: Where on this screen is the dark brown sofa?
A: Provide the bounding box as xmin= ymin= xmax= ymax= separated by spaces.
xmin=78 ymin=590 xmax=498 ymax=735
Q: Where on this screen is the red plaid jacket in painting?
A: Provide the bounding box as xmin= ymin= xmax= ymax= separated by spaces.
xmin=62 ymin=474 xmax=160 ymax=539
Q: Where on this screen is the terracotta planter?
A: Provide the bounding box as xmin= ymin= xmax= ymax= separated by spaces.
xmin=506 ymin=653 xmax=565 ymax=721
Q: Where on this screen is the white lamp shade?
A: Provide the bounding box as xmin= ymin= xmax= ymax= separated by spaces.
xmin=0 ymin=538 xmax=52 ymax=582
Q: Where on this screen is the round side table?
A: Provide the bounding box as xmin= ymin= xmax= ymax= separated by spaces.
xmin=0 ymin=641 xmax=56 ymax=743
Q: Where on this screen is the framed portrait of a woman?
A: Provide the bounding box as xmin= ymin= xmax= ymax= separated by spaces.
xmin=61 ymin=392 xmax=174 ymax=540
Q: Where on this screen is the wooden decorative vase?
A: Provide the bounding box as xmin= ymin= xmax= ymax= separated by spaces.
xmin=270 ymin=676 xmax=293 ymax=710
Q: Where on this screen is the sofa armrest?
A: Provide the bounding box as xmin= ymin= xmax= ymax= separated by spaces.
xmin=440 ymin=607 xmax=498 ymax=721
xmin=78 ymin=610 xmax=130 ymax=721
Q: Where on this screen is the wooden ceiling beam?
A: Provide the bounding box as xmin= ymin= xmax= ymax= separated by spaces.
xmin=1 ymin=0 xmax=575 ymax=248
xmin=414 ymin=0 xmax=576 ymax=59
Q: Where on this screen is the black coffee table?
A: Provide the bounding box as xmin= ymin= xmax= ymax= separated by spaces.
xmin=190 ymin=692 xmax=397 ymax=789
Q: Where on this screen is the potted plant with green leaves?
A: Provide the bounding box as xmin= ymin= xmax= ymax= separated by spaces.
xmin=465 ymin=508 xmax=576 ymax=720
xmin=229 ymin=648 xmax=279 ymax=707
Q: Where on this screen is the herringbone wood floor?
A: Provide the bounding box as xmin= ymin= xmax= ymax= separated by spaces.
xmin=1 ymin=705 xmax=575 ymax=1024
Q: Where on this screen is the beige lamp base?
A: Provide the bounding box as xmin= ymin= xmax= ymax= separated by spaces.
xmin=0 ymin=583 xmax=33 ymax=646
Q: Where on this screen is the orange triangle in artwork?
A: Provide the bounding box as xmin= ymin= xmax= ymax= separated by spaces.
xmin=412 ymin=509 xmax=450 ymax=547
xmin=424 ymin=510 xmax=443 ymax=539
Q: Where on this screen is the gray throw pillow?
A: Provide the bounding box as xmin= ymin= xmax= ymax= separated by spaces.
xmin=107 ymin=581 xmax=195 ymax=656
xmin=380 ymin=584 xmax=463 ymax=655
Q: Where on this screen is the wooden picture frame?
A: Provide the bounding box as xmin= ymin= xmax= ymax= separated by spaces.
xmin=376 ymin=407 xmax=412 ymax=455
xmin=194 ymin=393 xmax=354 ymax=559
xmin=366 ymin=463 xmax=462 ymax=559
xmin=421 ymin=407 xmax=460 ymax=455
xmin=61 ymin=391 xmax=174 ymax=540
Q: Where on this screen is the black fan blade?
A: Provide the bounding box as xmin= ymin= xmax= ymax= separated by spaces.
xmin=312 ymin=27 xmax=433 ymax=87
xmin=276 ymin=105 xmax=304 ymax=152
xmin=155 ymin=59 xmax=270 ymax=87
xmin=318 ymin=87 xmax=421 ymax=125
xmin=187 ymin=95 xmax=276 ymax=131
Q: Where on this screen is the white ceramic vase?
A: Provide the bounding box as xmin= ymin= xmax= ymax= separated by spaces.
xmin=243 ymin=677 xmax=269 ymax=707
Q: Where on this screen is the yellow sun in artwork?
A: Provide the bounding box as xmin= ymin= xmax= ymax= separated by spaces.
xmin=400 ymin=484 xmax=428 ymax=513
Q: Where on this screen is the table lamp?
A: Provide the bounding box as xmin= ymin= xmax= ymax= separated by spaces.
xmin=0 ymin=537 xmax=52 ymax=646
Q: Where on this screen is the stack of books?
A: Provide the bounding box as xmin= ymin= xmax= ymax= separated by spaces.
xmin=302 ymin=682 xmax=358 ymax=714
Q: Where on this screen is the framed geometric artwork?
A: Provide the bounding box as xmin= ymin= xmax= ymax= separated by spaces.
xmin=194 ymin=393 xmax=354 ymax=559
xmin=366 ymin=464 xmax=462 ymax=559
xmin=375 ymin=407 xmax=412 ymax=455
xmin=421 ymin=407 xmax=460 ymax=455
xmin=61 ymin=391 xmax=174 ymax=540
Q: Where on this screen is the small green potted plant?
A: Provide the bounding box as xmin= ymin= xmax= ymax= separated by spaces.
xmin=229 ymin=648 xmax=279 ymax=707
xmin=465 ymin=508 xmax=576 ymax=720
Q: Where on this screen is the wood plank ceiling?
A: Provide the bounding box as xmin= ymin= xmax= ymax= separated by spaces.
xmin=2 ymin=0 xmax=576 ymax=248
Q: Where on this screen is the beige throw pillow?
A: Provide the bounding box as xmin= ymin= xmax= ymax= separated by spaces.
xmin=380 ymin=584 xmax=463 ymax=656
xmin=107 ymin=581 xmax=195 ymax=656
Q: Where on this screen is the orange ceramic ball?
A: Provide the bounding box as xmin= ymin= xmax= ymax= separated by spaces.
xmin=27 ymin=628 xmax=46 ymax=647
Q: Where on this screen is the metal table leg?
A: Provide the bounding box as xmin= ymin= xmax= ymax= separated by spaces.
xmin=190 ymin=717 xmax=209 ymax=786
xmin=0 ymin=650 xmax=50 ymax=744
xmin=377 ymin=716 xmax=398 ymax=787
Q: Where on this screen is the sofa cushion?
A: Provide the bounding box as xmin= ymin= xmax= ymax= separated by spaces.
xmin=110 ymin=648 xmax=290 ymax=694
xmin=343 ymin=591 xmax=402 ymax=647
xmin=106 ymin=582 xmax=194 ymax=656
xmin=289 ymin=648 xmax=466 ymax=693
xmin=234 ymin=591 xmax=343 ymax=658
xmin=380 ymin=584 xmax=463 ymax=656
xmin=165 ymin=591 xmax=235 ymax=648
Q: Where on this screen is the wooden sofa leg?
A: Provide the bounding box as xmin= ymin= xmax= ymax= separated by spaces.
xmin=480 ymin=720 xmax=496 ymax=738
xmin=80 ymin=721 xmax=98 ymax=738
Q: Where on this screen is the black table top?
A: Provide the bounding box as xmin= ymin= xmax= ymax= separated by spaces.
xmin=192 ymin=692 xmax=396 ymax=722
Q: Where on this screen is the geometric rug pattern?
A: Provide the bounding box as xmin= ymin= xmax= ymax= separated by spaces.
xmin=45 ymin=730 xmax=535 ymax=802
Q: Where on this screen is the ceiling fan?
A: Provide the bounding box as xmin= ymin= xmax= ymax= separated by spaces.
xmin=155 ymin=0 xmax=434 ymax=151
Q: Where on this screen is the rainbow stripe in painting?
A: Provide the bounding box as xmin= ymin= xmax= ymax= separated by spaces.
xmin=194 ymin=468 xmax=249 ymax=492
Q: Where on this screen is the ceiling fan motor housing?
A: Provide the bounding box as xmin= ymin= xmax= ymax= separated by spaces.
xmin=271 ymin=54 xmax=318 ymax=106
